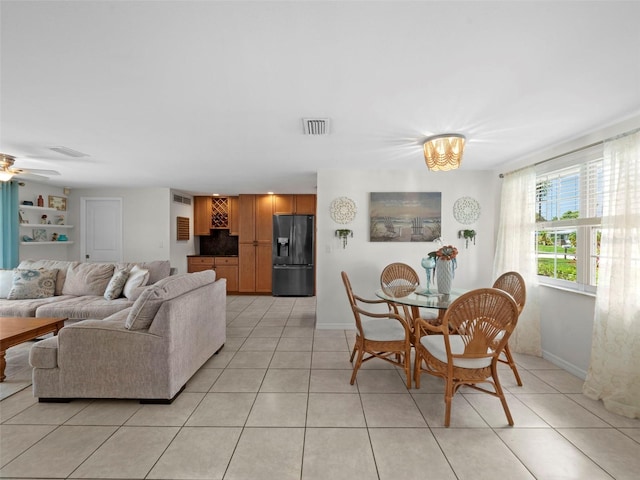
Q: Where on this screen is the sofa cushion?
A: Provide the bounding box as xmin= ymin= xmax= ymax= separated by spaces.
xmin=125 ymin=270 xmax=216 ymax=330
xmin=35 ymin=295 xmax=135 ymax=321
xmin=123 ymin=265 xmax=149 ymax=299
xmin=7 ymin=269 xmax=58 ymax=300
xmin=0 ymin=296 xmax=75 ymax=317
xmin=0 ymin=269 xmax=13 ymax=298
xmin=104 ymin=269 xmax=130 ymax=300
xmin=18 ymin=260 xmax=79 ymax=295
xmin=62 ymin=263 xmax=115 ymax=296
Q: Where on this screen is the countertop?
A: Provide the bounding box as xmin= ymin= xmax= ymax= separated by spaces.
xmin=187 ymin=255 xmax=239 ymax=257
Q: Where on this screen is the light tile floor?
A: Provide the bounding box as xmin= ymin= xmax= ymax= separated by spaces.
xmin=1 ymin=295 xmax=639 ymax=479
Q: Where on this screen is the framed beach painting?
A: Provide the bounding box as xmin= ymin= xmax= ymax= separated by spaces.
xmin=369 ymin=192 xmax=441 ymax=242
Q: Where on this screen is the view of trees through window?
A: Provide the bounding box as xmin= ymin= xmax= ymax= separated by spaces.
xmin=535 ymin=152 xmax=604 ymax=291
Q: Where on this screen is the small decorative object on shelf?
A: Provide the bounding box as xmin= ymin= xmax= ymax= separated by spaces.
xmin=458 ymin=229 xmax=476 ymax=248
xmin=48 ymin=195 xmax=67 ymax=211
xmin=32 ymin=229 xmax=47 ymax=242
xmin=58 ymin=234 xmax=68 ymax=241
xmin=56 ymin=215 xmax=65 ymax=225
xmin=40 ymin=214 xmax=48 ymax=224
xmin=335 ymin=229 xmax=353 ymax=249
xmin=51 ymin=232 xmax=58 ymax=241
xmin=37 ymin=195 xmax=44 ymax=207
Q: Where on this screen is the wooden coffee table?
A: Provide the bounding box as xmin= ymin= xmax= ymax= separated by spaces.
xmin=0 ymin=317 xmax=67 ymax=382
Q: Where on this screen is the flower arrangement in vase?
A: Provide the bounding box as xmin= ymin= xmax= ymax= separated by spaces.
xmin=430 ymin=245 xmax=458 ymax=294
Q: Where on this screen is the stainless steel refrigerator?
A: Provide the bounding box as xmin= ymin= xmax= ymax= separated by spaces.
xmin=272 ymin=214 xmax=315 ymax=296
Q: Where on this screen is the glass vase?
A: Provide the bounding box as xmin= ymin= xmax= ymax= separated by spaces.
xmin=420 ymin=256 xmax=436 ymax=293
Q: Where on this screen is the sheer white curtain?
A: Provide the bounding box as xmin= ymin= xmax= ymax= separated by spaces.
xmin=583 ymin=131 xmax=640 ymax=419
xmin=493 ymin=166 xmax=541 ymax=356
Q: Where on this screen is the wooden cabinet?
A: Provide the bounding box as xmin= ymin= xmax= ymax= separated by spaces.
xmin=193 ymin=196 xmax=213 ymax=235
xmin=228 ymin=196 xmax=239 ymax=236
xmin=193 ymin=196 xmax=232 ymax=235
xmin=273 ymin=194 xmax=316 ymax=215
xmin=273 ymin=195 xmax=294 ymax=214
xmin=187 ymin=256 xmax=238 ymax=292
xmin=187 ymin=256 xmax=214 ymax=272
xmin=294 ymin=194 xmax=316 ymax=214
xmin=238 ymin=194 xmax=273 ymax=293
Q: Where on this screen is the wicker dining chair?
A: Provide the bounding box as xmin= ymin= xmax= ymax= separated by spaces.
xmin=380 ymin=263 xmax=438 ymax=323
xmin=413 ymin=288 xmax=520 ymax=426
xmin=341 ymin=271 xmax=412 ymax=388
xmin=492 ymin=271 xmax=526 ymax=386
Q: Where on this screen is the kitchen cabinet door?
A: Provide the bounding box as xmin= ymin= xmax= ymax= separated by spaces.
xmin=294 ymin=195 xmax=316 ymax=214
xmin=228 ymin=196 xmax=239 ymax=236
xmin=193 ymin=196 xmax=212 ymax=235
xmin=274 ymin=195 xmax=294 ymax=214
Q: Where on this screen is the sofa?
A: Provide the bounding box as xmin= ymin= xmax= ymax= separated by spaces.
xmin=29 ymin=270 xmax=226 ymax=402
xmin=0 ymin=259 xmax=173 ymax=320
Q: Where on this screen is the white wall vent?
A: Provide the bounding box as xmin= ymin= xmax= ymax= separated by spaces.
xmin=303 ymin=118 xmax=330 ymax=135
xmin=173 ymin=194 xmax=192 ymax=205
xmin=48 ymin=146 xmax=90 ymax=157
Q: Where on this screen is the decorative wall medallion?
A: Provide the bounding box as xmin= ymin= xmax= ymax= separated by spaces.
xmin=453 ymin=196 xmax=480 ymax=225
xmin=330 ymin=197 xmax=357 ymax=224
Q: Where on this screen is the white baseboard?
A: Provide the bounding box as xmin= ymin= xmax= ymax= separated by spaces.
xmin=542 ymin=350 xmax=588 ymax=380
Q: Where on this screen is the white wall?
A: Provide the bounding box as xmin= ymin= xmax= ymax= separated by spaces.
xmin=67 ymin=187 xmax=172 ymax=263
xmin=169 ymin=190 xmax=196 ymax=274
xmin=316 ymin=169 xmax=500 ymax=329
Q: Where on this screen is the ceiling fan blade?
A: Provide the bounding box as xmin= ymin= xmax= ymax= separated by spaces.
xmin=20 ymin=167 xmax=61 ymax=175
xmin=13 ymin=171 xmax=51 ymax=181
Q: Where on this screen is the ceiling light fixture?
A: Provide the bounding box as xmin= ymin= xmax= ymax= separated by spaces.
xmin=0 ymin=154 xmax=17 ymax=182
xmin=423 ymin=134 xmax=466 ymax=171
xmin=0 ymin=170 xmax=15 ymax=182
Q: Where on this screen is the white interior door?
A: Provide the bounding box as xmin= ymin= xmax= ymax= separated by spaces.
xmin=81 ymin=197 xmax=123 ymax=263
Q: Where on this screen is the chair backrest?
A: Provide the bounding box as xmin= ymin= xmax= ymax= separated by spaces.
xmin=341 ymin=271 xmax=364 ymax=335
xmin=442 ymin=288 xmax=519 ymax=358
xmin=380 ymin=262 xmax=420 ymax=297
xmin=492 ymin=271 xmax=526 ymax=313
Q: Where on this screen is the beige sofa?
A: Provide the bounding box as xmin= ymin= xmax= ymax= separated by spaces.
xmin=0 ymin=259 xmax=173 ymax=320
xmin=29 ymin=270 xmax=226 ymax=402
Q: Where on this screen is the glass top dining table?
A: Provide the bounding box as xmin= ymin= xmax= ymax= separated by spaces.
xmin=374 ymin=287 xmax=468 ymax=324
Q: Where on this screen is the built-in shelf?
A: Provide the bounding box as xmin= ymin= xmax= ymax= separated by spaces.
xmin=20 ymin=205 xmax=67 ymax=214
xmin=20 ymin=223 xmax=74 ymax=229
xmin=21 ymin=241 xmax=74 ymax=246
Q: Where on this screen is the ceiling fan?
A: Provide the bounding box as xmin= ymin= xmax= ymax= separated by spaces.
xmin=0 ymin=153 xmax=61 ymax=182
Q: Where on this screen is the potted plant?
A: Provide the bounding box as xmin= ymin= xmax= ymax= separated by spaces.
xmin=335 ymin=229 xmax=353 ymax=249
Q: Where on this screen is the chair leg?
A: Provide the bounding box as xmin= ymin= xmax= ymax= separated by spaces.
xmin=403 ymin=350 xmax=412 ymax=389
xmin=503 ymin=343 xmax=523 ymax=386
xmin=444 ymin=377 xmax=454 ymax=427
xmin=350 ymin=343 xmax=357 ymax=363
xmin=413 ymin=348 xmax=422 ymax=389
xmin=350 ymin=347 xmax=364 ymax=385
xmin=492 ymin=364 xmax=514 ymax=426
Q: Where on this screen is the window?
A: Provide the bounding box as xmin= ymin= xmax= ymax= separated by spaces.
xmin=535 ymin=145 xmax=605 ymax=293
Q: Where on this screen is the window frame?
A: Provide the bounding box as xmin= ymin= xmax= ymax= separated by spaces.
xmin=534 ymin=147 xmax=604 ymax=295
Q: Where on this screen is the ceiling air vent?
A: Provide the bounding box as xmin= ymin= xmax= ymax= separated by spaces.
xmin=303 ymin=118 xmax=330 ymax=135
xmin=49 ymin=146 xmax=89 ymax=158
xmin=173 ymin=194 xmax=192 ymax=205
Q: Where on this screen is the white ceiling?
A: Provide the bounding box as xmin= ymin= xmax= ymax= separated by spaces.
xmin=2 ymin=1 xmax=639 ymax=195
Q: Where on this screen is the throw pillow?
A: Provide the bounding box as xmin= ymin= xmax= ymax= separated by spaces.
xmin=7 ymin=269 xmax=58 ymax=299
xmin=104 ymin=269 xmax=130 ymax=300
xmin=62 ymin=263 xmax=115 ymax=296
xmin=0 ymin=269 xmax=14 ymax=298
xmin=123 ymin=265 xmax=150 ymax=299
